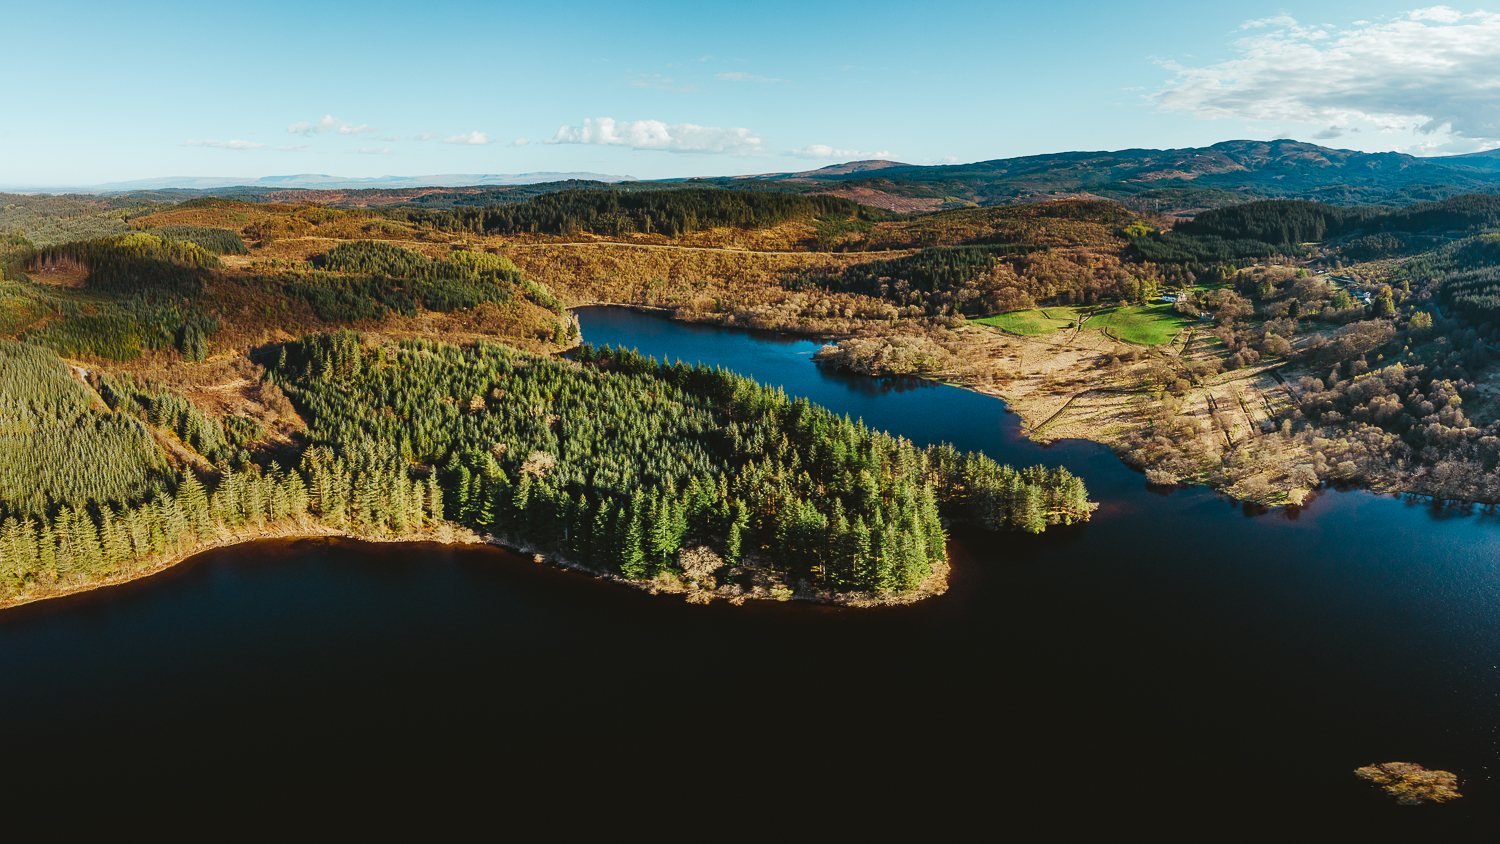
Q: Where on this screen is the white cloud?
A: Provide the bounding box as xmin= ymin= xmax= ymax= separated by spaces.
xmin=716 ymin=71 xmax=780 ymax=82
xmin=182 ymin=139 xmax=266 ymax=150
xmin=790 ymin=144 xmax=893 ymax=159
xmin=1155 ymin=10 xmax=1500 ymax=145
xmin=414 ymin=131 xmax=438 ymax=141
xmin=287 ymin=115 xmax=337 ymax=135
xmin=287 ymin=115 xmax=379 ymax=136
xmin=442 ymin=131 xmax=494 ymax=145
xmin=548 ymin=117 xmax=763 ymax=153
xmin=378 ymin=134 xmax=402 ymax=142
xmin=510 ymin=138 xmax=529 ymax=147
xmin=1238 ymin=14 xmax=1299 ymax=30
xmin=1410 ymin=5 xmax=1464 ymax=22
xmin=357 ymin=147 xmax=393 ymax=155
xmin=277 ymin=144 xmax=308 ymax=152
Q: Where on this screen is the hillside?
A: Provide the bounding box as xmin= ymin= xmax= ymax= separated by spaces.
xmin=673 ymin=140 xmax=1500 ymax=215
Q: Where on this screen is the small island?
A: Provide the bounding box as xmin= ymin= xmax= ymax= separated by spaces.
xmin=1355 ymin=762 xmax=1461 ymax=806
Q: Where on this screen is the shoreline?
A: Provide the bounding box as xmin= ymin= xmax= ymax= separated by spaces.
xmin=0 ymin=519 xmax=951 ymax=616
xmin=484 ymin=533 xmax=951 ymax=609
xmin=0 ymin=522 xmax=486 ymax=616
xmin=573 ymin=305 xmax=1325 ymax=508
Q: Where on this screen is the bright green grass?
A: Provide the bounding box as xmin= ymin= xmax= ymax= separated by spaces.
xmin=972 ymin=306 xmax=1080 ymax=336
xmin=1085 ymin=305 xmax=1192 ymax=345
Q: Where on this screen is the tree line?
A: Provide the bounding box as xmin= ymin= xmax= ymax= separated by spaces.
xmin=142 ymin=225 xmax=248 ymax=255
xmin=379 ymin=188 xmax=882 ymax=238
xmin=1172 ymin=195 xmax=1500 ymax=254
xmin=304 ymin=242 xmax=565 ymax=317
xmin=803 ymin=245 xmax=1036 ymax=316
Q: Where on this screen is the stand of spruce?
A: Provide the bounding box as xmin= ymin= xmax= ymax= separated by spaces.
xmin=0 ymin=333 xmax=1089 ymax=599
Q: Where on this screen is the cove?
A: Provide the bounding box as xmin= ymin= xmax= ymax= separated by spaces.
xmin=2 ymin=306 xmax=1497 ymax=831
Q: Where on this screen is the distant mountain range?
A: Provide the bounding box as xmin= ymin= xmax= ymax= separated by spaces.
xmin=10 ymin=140 xmax=1500 ymax=213
xmin=0 ymin=172 xmax=636 ymax=193
xmin=704 ymin=141 xmax=1500 ymax=212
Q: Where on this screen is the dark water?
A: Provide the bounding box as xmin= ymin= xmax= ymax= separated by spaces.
xmin=4 ymin=306 xmax=1498 ymax=832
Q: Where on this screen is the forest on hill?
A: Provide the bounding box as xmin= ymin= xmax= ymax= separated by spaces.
xmin=379 ymin=188 xmax=885 ymax=238
xmin=1124 ymin=194 xmax=1500 ymax=266
xmin=1 ymin=227 xmax=572 ymax=363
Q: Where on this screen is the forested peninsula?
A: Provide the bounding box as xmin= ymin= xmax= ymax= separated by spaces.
xmin=0 ymin=332 xmax=1087 ymax=608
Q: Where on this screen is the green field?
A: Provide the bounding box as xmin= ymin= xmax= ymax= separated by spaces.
xmin=1085 ymin=305 xmax=1191 ymax=345
xmin=973 ymin=304 xmax=1189 ymax=344
xmin=972 ymin=306 xmax=1080 ymax=336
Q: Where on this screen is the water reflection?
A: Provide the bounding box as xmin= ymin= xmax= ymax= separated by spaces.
xmin=808 ymin=366 xmax=941 ymax=397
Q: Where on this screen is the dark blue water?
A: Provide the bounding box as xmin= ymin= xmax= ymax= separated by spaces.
xmin=3 ymin=306 xmax=1497 ymax=833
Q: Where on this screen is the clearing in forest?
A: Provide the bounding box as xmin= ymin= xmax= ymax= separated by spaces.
xmin=973 ymin=303 xmax=1189 ymax=345
xmin=1082 ymin=304 xmax=1191 ymax=345
xmin=972 ymin=307 xmax=1081 ymax=336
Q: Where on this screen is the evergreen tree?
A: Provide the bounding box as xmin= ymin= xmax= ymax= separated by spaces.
xmin=620 ymin=490 xmax=648 ymax=579
xmin=849 ymin=517 xmax=872 ymax=591
xmin=587 ymin=500 xmax=611 ymax=570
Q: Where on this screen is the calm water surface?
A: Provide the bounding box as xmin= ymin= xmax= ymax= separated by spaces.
xmin=3 ymin=306 xmax=1497 ymax=831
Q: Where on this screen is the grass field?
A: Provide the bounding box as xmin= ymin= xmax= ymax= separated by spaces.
xmin=973 ymin=306 xmax=1080 ymax=335
xmin=1085 ymin=305 xmax=1191 ymax=345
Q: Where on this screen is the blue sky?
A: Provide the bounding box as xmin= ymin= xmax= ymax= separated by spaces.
xmin=5 ymin=1 xmax=1497 ymax=185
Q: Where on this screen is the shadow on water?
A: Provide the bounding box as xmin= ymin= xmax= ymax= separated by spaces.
xmin=2 ymin=305 xmax=1497 ymax=832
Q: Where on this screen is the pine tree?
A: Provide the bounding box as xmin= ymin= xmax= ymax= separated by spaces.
xmin=73 ymin=507 xmax=104 ymax=574
xmin=646 ymin=489 xmax=675 ymax=573
xmin=286 ymin=470 xmax=311 ymax=523
xmin=180 ymin=471 xmax=215 ymax=538
xmin=161 ymin=495 xmax=189 ymax=551
xmin=875 ymin=523 xmax=901 ymax=592
xmin=724 ymin=520 xmax=743 ymax=567
xmin=124 ymin=508 xmax=148 ymax=561
xmin=918 ymin=484 xmax=945 ymax=562
xmin=0 ymin=517 xmax=21 ymax=583
xmin=587 ymin=500 xmax=610 ymax=570
xmin=419 ymin=471 xmax=439 ymax=525
xmin=36 ymin=521 xmax=57 ymax=578
xmin=568 ymin=494 xmax=590 ymax=562
xmin=1018 ymin=484 xmax=1046 ymax=534
xmin=511 ymin=474 xmax=532 ymax=539
xmin=620 ymin=490 xmax=647 ymax=579
xmin=100 ymin=507 xmax=130 ymax=570
xmin=454 ymin=465 xmax=474 ymax=524
xmin=52 ymin=508 xmax=76 ymax=576
xmin=849 ymin=516 xmax=872 ymax=591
